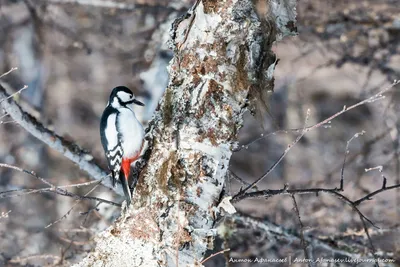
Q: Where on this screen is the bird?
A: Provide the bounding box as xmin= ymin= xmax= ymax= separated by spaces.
xmin=100 ymin=86 xmax=145 ymax=206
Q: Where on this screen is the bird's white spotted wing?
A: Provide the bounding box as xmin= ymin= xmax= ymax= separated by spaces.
xmin=104 ymin=113 xmax=123 ymax=186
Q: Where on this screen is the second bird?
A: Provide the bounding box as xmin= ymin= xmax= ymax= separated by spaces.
xmin=100 ymin=86 xmax=145 ymax=205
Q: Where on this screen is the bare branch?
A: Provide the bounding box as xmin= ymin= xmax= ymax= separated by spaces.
xmin=233 ymin=184 xmax=380 ymax=228
xmin=359 ymin=214 xmax=379 ymax=267
xmin=43 ymin=0 xmax=184 ymax=11
xmin=226 ymin=213 xmax=389 ymax=260
xmin=45 ymin=0 xmax=136 ymax=10
xmin=0 ymin=163 xmax=121 ymax=207
xmin=233 ymin=81 xmax=399 ymax=202
xmin=238 ymin=80 xmax=400 ymax=150
xmin=305 ymin=80 xmax=399 ymax=131
xmin=233 ymin=109 xmax=311 ymax=200
xmin=353 ymin=179 xmax=400 ymax=206
xmin=228 ymin=170 xmax=258 ymax=191
xmin=234 ymin=127 xmax=313 ymax=152
xmin=45 ymin=182 xmax=103 ymax=229
xmin=0 ymin=83 xmax=123 ymax=196
xmin=340 ymin=131 xmax=366 ymax=190
xmin=231 ymin=123 xmax=400 ymax=264
xmin=291 ymin=194 xmax=314 ymax=267
xmin=0 ymin=179 xmax=105 ymax=199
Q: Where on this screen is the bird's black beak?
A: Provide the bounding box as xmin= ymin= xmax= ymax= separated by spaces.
xmin=133 ymin=99 xmax=145 ymax=106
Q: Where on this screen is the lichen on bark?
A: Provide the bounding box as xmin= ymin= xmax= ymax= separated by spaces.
xmin=75 ymin=0 xmax=296 ymax=266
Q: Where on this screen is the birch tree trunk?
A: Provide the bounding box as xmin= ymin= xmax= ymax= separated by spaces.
xmin=76 ymin=0 xmax=296 ymax=266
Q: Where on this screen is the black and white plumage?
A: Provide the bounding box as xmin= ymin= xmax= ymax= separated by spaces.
xmin=100 ymin=86 xmax=145 ymax=205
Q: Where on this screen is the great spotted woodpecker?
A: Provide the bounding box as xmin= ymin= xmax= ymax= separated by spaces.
xmin=100 ymin=86 xmax=145 ymax=205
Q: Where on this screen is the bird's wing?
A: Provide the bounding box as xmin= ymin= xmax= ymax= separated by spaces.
xmin=102 ymin=112 xmax=124 ymax=187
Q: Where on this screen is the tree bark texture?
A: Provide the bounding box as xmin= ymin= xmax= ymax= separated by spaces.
xmin=76 ymin=0 xmax=296 ymax=266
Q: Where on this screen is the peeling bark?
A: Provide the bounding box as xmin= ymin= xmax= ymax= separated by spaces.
xmin=75 ymin=0 xmax=296 ymax=266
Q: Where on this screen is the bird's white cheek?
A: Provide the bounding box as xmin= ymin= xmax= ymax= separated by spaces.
xmin=110 ymin=98 xmax=119 ymax=108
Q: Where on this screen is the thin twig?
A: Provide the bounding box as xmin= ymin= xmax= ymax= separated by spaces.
xmin=353 ymin=179 xmax=400 ymax=206
xmin=45 ymin=181 xmax=102 ymax=228
xmin=0 ymin=85 xmax=28 ymax=104
xmin=233 ymin=80 xmax=399 ymax=201
xmin=291 ymin=194 xmax=313 ymax=267
xmin=229 ymin=120 xmax=400 ymax=263
xmin=45 ymin=0 xmax=136 ymax=10
xmin=200 ymin=248 xmax=230 ymax=264
xmin=226 ymin=213 xmax=383 ymax=260
xmin=0 ymin=179 xmax=106 ymax=198
xmin=0 ymin=67 xmax=18 ymax=79
xmin=236 ymin=80 xmax=400 ymax=150
xmin=232 ymin=109 xmax=311 ymax=200
xmin=340 ymin=131 xmax=366 ymax=190
xmin=233 ymin=128 xmax=395 ymax=219
xmin=234 ymin=126 xmax=329 ymax=152
xmin=233 ymin=185 xmax=380 ymax=228
xmin=359 ymin=214 xmax=379 ymax=267
xmin=0 ymin=163 xmax=120 ymax=207
xmin=228 ymin=170 xmax=258 ymax=190
xmin=305 ymin=80 xmax=399 ymax=131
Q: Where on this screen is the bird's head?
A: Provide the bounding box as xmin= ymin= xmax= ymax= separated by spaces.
xmin=108 ymin=86 xmax=145 ymax=108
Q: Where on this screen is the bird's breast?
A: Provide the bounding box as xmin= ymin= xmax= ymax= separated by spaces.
xmin=117 ymin=108 xmax=144 ymax=158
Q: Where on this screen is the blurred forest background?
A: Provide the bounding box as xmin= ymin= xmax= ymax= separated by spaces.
xmin=0 ymin=0 xmax=399 ymax=266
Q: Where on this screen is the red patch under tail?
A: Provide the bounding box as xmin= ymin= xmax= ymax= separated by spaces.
xmin=121 ymin=143 xmax=143 ymax=181
xmin=121 ymin=158 xmax=133 ymax=181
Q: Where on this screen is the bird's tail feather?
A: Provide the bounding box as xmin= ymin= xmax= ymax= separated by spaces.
xmin=111 ymin=171 xmax=118 ymax=187
xmin=119 ymin=170 xmax=132 ymax=206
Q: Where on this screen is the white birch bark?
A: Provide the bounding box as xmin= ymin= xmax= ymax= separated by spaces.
xmin=75 ymin=0 xmax=297 ymax=266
